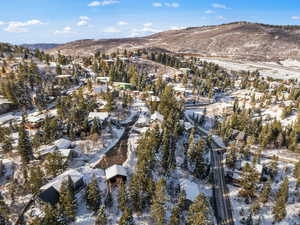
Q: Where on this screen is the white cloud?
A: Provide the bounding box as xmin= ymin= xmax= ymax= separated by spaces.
xmin=291 ymin=16 xmax=300 ymax=20
xmin=77 ymin=20 xmax=88 ymax=26
xmin=165 ymin=2 xmax=180 ymax=8
xmin=118 ymin=21 xmax=128 ymax=26
xmin=103 ymin=26 xmax=121 ymax=33
xmin=130 ymin=23 xmax=161 ymax=37
xmin=142 ymin=23 xmax=161 ymax=33
xmin=88 ymin=0 xmax=120 ymax=7
xmin=0 ymin=21 xmax=5 ymax=26
xmin=54 ymin=26 xmax=73 ymax=34
xmin=143 ymin=27 xmax=161 ymax=33
xmin=4 ymin=19 xmax=44 ymax=33
xmin=212 ymin=3 xmax=228 ymax=9
xmin=217 ymin=16 xmax=226 ymax=20
xmin=143 ymin=22 xmax=153 ymax=27
xmin=170 ymin=26 xmax=186 ymax=30
xmin=152 ymin=2 xmax=163 ymax=7
xmin=77 ymin=16 xmax=90 ymax=26
xmin=80 ymin=16 xmax=90 ymax=21
xmin=205 ymin=10 xmax=215 ymax=14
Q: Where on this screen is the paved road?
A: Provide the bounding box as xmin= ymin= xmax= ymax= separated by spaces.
xmin=194 ymin=126 xmax=234 ymax=225
xmin=211 ymin=146 xmax=234 ymax=225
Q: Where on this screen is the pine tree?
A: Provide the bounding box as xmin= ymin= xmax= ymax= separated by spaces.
xmin=95 ymin=206 xmax=107 ymax=225
xmin=44 ymin=151 xmax=65 ymax=177
xmin=118 ymin=208 xmax=135 ymax=225
xmin=17 ymin=122 xmax=33 ymax=163
xmin=187 ymin=130 xmax=195 ymax=160
xmin=260 ymin=181 xmax=271 ymax=203
xmin=273 ymin=178 xmax=289 ymax=222
xmin=169 ymin=206 xmax=180 ymax=225
xmin=118 ymin=182 xmax=127 ymax=212
xmin=187 ymin=193 xmax=210 ymax=225
xmin=105 ymin=192 xmax=113 ymax=208
xmin=238 ymin=163 xmax=259 ymax=200
xmin=29 ymin=217 xmax=42 ymax=225
xmin=150 ymin=179 xmax=166 ymax=225
xmin=178 ymin=190 xmax=187 ymax=210
xmin=194 ymin=139 xmax=205 ymax=178
xmin=129 ymin=175 xmax=142 ymax=213
xmin=0 ymin=161 xmax=4 ymax=177
xmin=86 ymin=175 xmax=101 ymax=212
xmin=1 ymin=136 xmax=13 ymax=154
xmin=91 ymin=118 xmax=102 ymax=135
xmin=43 ymin=204 xmax=64 ymax=225
xmin=161 ymin=128 xmax=171 ymax=172
xmin=272 ymin=196 xmax=286 ymax=222
xmin=0 ymin=194 xmax=9 ymax=225
xmin=59 ymin=176 xmax=76 ymax=222
xmin=28 ymin=166 xmax=44 ymax=194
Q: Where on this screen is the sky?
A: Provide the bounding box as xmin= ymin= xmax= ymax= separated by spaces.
xmin=0 ymin=0 xmax=300 ymax=44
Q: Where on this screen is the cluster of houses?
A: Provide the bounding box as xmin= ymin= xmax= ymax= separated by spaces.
xmin=38 ymin=164 xmax=128 ymax=205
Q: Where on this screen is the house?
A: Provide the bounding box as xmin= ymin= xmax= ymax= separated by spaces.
xmin=25 ymin=113 xmax=49 ymax=129
xmin=0 ymin=114 xmax=16 ymax=125
xmin=88 ymin=112 xmax=110 ymax=124
xmin=56 ymin=74 xmax=73 ymax=79
xmin=96 ymin=76 xmax=110 ymax=84
xmin=0 ymin=98 xmax=14 ymax=115
xmin=105 ymin=165 xmax=127 ymax=191
xmin=183 ymin=121 xmax=194 ymax=131
xmin=113 ymin=82 xmax=133 ymax=90
xmin=34 ymin=145 xmax=76 ymax=162
xmin=38 ymin=169 xmax=84 ymax=205
xmin=179 ymin=178 xmax=201 ymax=207
xmin=104 ymin=59 xmax=115 ymax=64
xmin=135 ymin=116 xmax=150 ymax=128
xmin=147 ymin=96 xmax=160 ymax=102
xmin=94 ymin=85 xmax=108 ymax=94
xmin=54 ymin=138 xmax=73 ymax=149
xmin=179 ymin=68 xmax=191 ymax=74
xmin=150 ymin=111 xmax=164 ymax=122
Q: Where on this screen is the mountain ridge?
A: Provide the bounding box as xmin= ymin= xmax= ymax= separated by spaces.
xmin=47 ymin=21 xmax=300 ymax=61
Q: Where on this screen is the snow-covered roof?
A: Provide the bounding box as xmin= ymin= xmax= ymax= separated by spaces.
xmin=179 ymin=178 xmax=200 ymax=201
xmin=184 ymin=122 xmax=194 ymax=130
xmin=96 ymin=76 xmax=110 ymax=82
xmin=136 ymin=116 xmax=150 ymax=125
xmin=56 ymin=74 xmax=72 ymax=78
xmin=94 ymin=85 xmax=108 ymax=94
xmin=54 ymin=138 xmax=72 ymax=149
xmin=147 ymin=96 xmax=160 ymax=102
xmin=151 ymin=111 xmax=164 ymax=122
xmin=41 ymin=169 xmax=83 ymax=192
xmin=105 ymin=165 xmax=127 ymax=180
xmin=173 ymin=86 xmax=187 ymax=93
xmin=27 ymin=114 xmax=46 ymax=123
xmin=36 ymin=145 xmax=57 ymax=156
xmin=0 ymin=114 xmax=16 ymax=124
xmin=0 ymin=98 xmax=12 ymax=105
xmin=88 ymin=112 xmax=109 ymax=121
xmin=241 ymin=161 xmax=263 ymax=174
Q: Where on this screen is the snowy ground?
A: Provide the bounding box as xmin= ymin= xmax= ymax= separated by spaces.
xmin=197 ymin=57 xmax=300 ymax=80
xmin=229 ymin=157 xmax=300 ymax=225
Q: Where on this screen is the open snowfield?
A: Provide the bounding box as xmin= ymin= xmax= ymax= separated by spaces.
xmin=198 ymin=57 xmax=300 ymax=80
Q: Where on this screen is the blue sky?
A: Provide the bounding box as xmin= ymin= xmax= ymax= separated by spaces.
xmin=0 ymin=0 xmax=300 ymax=44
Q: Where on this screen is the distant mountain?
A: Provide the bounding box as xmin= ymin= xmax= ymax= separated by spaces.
xmin=48 ymin=22 xmax=300 ymax=61
xmin=22 ymin=43 xmax=62 ymax=50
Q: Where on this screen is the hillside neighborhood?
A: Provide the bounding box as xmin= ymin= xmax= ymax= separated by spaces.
xmin=0 ymin=38 xmax=299 ymax=225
